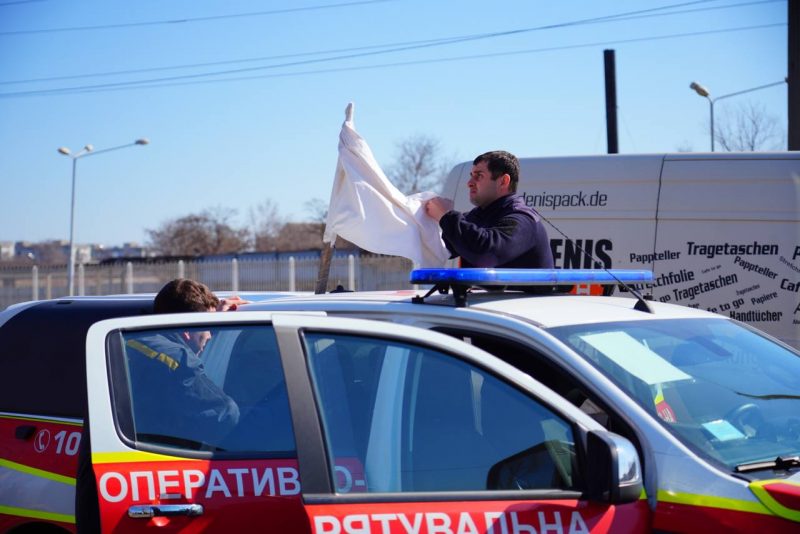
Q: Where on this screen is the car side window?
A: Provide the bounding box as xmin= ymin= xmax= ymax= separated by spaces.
xmin=304 ymin=333 xmax=579 ymax=494
xmin=111 ymin=325 xmax=295 ymax=455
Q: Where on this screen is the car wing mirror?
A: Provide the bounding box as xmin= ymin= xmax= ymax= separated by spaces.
xmin=586 ymin=430 xmax=643 ymax=504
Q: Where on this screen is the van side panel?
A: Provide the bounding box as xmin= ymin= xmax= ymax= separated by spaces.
xmin=655 ymin=157 xmax=800 ymax=348
xmin=442 ymin=153 xmax=800 ymax=348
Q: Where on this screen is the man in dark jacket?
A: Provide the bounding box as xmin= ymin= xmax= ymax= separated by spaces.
xmin=425 ymin=150 xmax=554 ymax=268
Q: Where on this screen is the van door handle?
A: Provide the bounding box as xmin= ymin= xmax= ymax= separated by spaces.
xmin=128 ymin=504 xmax=204 ymax=518
xmin=15 ymin=425 xmax=36 ymax=440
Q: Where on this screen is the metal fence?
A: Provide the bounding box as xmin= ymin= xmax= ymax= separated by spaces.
xmin=0 ymin=252 xmax=415 ymax=309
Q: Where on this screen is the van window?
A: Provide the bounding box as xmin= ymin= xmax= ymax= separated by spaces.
xmin=109 ymin=325 xmax=294 ymax=456
xmin=304 ymin=333 xmax=578 ymax=493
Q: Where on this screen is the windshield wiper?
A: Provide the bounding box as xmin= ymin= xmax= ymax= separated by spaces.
xmin=735 ymin=455 xmax=800 ymax=473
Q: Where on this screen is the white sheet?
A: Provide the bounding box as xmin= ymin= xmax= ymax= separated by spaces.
xmin=323 ymin=103 xmax=449 ymax=267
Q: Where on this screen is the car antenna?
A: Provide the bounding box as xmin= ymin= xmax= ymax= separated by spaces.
xmin=534 ymin=208 xmax=654 ymax=313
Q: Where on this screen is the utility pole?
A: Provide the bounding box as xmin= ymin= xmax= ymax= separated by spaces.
xmin=789 ymin=0 xmax=799 ymax=150
xmin=604 ymin=49 xmax=619 ymax=154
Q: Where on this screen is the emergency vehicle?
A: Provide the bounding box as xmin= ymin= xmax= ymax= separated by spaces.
xmin=248 ymin=268 xmax=800 ymax=532
xmin=2 ymin=269 xmax=798 ymax=532
xmin=0 ymin=280 xmax=645 ymax=533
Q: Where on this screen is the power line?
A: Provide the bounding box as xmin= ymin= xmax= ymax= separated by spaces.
xmin=0 ymin=0 xmax=46 ymax=6
xmin=1 ymin=22 xmax=782 ymax=98
xmin=0 ymin=0 xmax=774 ymax=87
xmin=0 ymin=0 xmax=395 ymax=36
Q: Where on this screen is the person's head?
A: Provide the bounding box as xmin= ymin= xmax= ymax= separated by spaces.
xmin=154 ymin=278 xmax=219 ymax=314
xmin=154 ymin=279 xmax=219 ymax=353
xmin=468 ymin=151 xmax=520 ymax=207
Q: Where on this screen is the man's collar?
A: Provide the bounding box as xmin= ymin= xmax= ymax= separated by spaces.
xmin=477 ymin=193 xmax=516 ymax=211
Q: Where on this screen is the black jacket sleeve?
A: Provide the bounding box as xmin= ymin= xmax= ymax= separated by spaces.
xmin=439 ymin=210 xmax=541 ymax=267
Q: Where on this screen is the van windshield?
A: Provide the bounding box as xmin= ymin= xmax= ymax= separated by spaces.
xmin=549 ymin=318 xmax=800 ymax=472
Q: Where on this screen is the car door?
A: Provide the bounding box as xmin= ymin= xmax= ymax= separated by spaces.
xmin=85 ymin=311 xmax=317 ymax=533
xmin=271 ymin=315 xmax=650 ymax=533
xmin=85 ymin=312 xmax=647 ymax=533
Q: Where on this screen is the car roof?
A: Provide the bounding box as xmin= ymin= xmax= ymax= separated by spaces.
xmin=245 ymin=289 xmax=719 ymax=328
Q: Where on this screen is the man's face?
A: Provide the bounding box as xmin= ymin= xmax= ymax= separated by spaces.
xmin=468 ymin=160 xmax=507 ymax=207
xmin=185 ymin=330 xmax=212 ymax=354
xmin=183 ymin=306 xmax=216 ymax=354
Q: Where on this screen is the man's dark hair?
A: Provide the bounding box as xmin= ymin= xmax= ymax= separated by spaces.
xmin=473 ymin=150 xmax=520 ymax=193
xmin=154 ymin=278 xmax=219 ymax=314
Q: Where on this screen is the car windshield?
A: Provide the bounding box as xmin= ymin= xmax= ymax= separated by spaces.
xmin=549 ymin=318 xmax=800 ymax=472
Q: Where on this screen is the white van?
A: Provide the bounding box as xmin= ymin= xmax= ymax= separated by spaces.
xmin=442 ymin=152 xmax=800 ymax=349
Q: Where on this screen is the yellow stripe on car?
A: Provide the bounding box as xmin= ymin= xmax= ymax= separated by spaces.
xmin=0 ymin=413 xmax=82 ymax=427
xmin=0 ymin=458 xmax=75 ymax=486
xmin=658 ymin=488 xmax=771 ymax=515
xmin=749 ymin=479 xmax=800 ymax=523
xmin=0 ymin=504 xmax=74 ymax=524
xmin=92 ymin=451 xmax=201 ymax=464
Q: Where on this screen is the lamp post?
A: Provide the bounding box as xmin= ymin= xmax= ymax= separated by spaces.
xmin=689 ymin=80 xmax=787 ymax=152
xmin=57 ymin=138 xmax=149 ymax=296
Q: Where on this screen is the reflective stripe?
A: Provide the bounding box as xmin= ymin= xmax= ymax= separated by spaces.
xmin=0 ymin=463 xmax=75 ymax=523
xmin=749 ymin=479 xmax=800 ymax=523
xmin=0 ymin=458 xmax=75 ymax=486
xmin=0 ymin=504 xmax=74 ymax=524
xmin=0 ymin=412 xmax=82 ymax=427
xmin=653 ymin=383 xmax=665 ymax=405
xmin=92 ymin=451 xmax=200 ymax=464
xmin=658 ymin=488 xmax=771 ymax=515
xmin=126 ymin=339 xmax=180 ymax=370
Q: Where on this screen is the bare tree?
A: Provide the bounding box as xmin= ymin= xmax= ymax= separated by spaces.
xmin=272 ymin=222 xmax=325 ymax=251
xmin=386 ymin=135 xmax=452 ymax=195
xmin=715 ymin=101 xmax=785 ymax=152
xmin=146 ymin=207 xmax=251 ymax=256
xmin=249 ymin=199 xmax=286 ymax=252
xmin=303 ymin=198 xmax=328 ymax=225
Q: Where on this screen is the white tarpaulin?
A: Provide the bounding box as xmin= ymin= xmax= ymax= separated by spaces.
xmin=323 ymin=103 xmax=449 ymax=267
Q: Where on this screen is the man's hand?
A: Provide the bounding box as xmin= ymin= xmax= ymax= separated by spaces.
xmin=425 ymin=197 xmax=454 ymax=222
xmin=217 ymin=295 xmax=250 ymax=312
xmin=219 ymin=397 xmax=240 ymax=425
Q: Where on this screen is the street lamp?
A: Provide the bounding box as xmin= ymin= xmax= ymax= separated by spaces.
xmin=689 ymin=80 xmax=787 ymax=152
xmin=57 ymin=138 xmax=149 ymax=296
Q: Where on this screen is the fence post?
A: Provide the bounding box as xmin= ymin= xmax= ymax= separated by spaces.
xmin=78 ymin=263 xmax=85 ymax=296
xmin=348 ymin=254 xmax=355 ymax=291
xmin=289 ymin=256 xmax=296 ymax=292
xmin=126 ymin=262 xmax=134 ymax=294
xmin=231 ymin=258 xmax=239 ymax=292
xmin=178 ymin=259 xmax=185 ymax=279
xmin=32 ymin=266 xmax=39 ymax=301
xmin=46 ymin=274 xmax=52 ymax=300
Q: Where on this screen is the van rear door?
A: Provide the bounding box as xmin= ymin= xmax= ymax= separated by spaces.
xmin=655 ymin=154 xmax=800 ymax=347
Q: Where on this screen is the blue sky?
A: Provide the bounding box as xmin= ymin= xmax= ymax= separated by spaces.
xmin=0 ymin=0 xmax=788 ymax=246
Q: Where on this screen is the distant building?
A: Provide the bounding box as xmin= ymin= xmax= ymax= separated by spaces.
xmin=0 ymin=242 xmax=14 ymax=260
xmin=15 ymin=240 xmax=69 ymax=264
xmin=91 ymin=242 xmax=153 ymax=261
xmin=3 ymin=240 xmax=153 ymax=265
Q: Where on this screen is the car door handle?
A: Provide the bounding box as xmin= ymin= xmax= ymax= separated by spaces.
xmin=15 ymin=425 xmax=36 ymax=440
xmin=128 ymin=504 xmax=204 ymax=518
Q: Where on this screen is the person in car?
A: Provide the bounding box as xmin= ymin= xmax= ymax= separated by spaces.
xmin=126 ymin=278 xmax=241 ymax=444
xmin=424 ymin=150 xmax=554 ymax=269
xmin=76 ymin=279 xmax=241 ymax=533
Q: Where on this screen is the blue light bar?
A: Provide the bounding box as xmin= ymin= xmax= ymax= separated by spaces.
xmin=410 ymin=268 xmax=653 ymax=286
